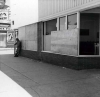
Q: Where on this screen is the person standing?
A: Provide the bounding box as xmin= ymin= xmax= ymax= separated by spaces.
xmin=14 ymin=38 xmax=21 ymax=57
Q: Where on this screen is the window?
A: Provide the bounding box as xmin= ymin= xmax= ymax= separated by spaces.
xmin=43 ymin=19 xmax=57 ymax=51
xmin=67 ymin=14 xmax=77 ymax=30
xmin=59 ymin=16 xmax=66 ymax=30
xmin=46 ymin=19 xmax=57 ymax=35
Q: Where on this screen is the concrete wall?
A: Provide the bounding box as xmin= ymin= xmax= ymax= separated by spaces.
xmin=18 ymin=23 xmax=37 ymax=51
xmin=51 ymin=29 xmax=78 ymax=56
xmin=20 ymin=22 xmax=100 ymax=70
xmin=44 ymin=35 xmax=51 ymax=51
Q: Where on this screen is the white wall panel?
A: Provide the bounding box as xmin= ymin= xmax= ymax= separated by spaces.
xmin=39 ymin=0 xmax=100 ymax=21
xmin=18 ymin=27 xmax=26 ymax=50
xmin=51 ymin=29 xmax=78 ymax=56
xmin=18 ymin=23 xmax=37 ymax=51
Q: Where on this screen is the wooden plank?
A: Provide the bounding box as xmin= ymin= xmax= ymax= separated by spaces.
xmin=51 ymin=29 xmax=78 ymax=56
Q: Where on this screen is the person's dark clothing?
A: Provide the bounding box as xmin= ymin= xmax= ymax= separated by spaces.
xmin=14 ymin=39 xmax=21 ymax=57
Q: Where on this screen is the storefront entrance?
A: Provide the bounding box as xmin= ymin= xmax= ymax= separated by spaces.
xmin=80 ymin=11 xmax=100 ymax=55
xmin=0 ymin=32 xmax=7 ymax=47
xmin=43 ymin=19 xmax=57 ymax=51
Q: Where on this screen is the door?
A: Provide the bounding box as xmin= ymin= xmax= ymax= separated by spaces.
xmin=0 ymin=33 xmax=7 ymax=47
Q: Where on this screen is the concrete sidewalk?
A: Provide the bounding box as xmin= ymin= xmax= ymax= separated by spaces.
xmin=0 ymin=49 xmax=100 ymax=97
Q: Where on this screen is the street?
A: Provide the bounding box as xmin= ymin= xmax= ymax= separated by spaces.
xmin=0 ymin=48 xmax=100 ymax=97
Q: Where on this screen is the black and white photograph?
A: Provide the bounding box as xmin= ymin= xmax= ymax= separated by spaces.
xmin=0 ymin=0 xmax=100 ymax=97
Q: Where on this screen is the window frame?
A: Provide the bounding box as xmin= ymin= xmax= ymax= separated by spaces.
xmin=59 ymin=16 xmax=66 ymax=31
xmin=67 ymin=13 xmax=77 ymax=30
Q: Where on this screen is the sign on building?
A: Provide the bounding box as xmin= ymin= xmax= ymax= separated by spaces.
xmin=7 ymin=30 xmax=14 ymax=42
xmin=0 ymin=27 xmax=8 ymax=30
xmin=0 ymin=11 xmax=8 ymax=20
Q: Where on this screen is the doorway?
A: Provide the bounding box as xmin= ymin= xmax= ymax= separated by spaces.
xmin=43 ymin=19 xmax=57 ymax=51
xmin=80 ymin=13 xmax=99 ymax=55
xmin=0 ymin=32 xmax=7 ymax=47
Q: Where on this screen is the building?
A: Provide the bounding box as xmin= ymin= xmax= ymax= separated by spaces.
xmin=0 ymin=0 xmax=13 ymax=48
xmin=11 ymin=0 xmax=100 ymax=69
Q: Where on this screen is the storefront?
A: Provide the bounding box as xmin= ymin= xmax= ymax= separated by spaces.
xmin=0 ymin=0 xmax=12 ymax=48
xmin=0 ymin=30 xmax=7 ymax=47
xmin=11 ymin=0 xmax=100 ymax=70
xmin=37 ymin=7 xmax=100 ymax=69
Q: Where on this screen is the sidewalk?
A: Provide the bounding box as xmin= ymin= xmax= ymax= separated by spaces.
xmin=0 ymin=49 xmax=100 ymax=97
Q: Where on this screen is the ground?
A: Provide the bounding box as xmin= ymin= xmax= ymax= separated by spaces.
xmin=0 ymin=48 xmax=100 ymax=97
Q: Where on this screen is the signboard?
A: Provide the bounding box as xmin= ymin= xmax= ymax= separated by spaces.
xmin=7 ymin=30 xmax=14 ymax=42
xmin=0 ymin=0 xmax=9 ymax=9
xmin=0 ymin=11 xmax=8 ymax=20
xmin=0 ymin=27 xmax=8 ymax=30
